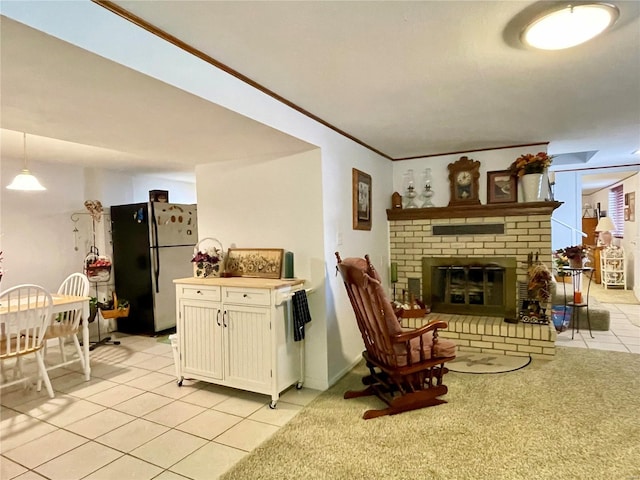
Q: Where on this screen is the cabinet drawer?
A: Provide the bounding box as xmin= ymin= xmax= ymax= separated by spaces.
xmin=179 ymin=285 xmax=221 ymax=301
xmin=223 ymin=287 xmax=270 ymax=306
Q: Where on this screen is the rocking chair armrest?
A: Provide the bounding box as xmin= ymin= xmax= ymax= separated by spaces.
xmin=391 ymin=320 xmax=449 ymax=343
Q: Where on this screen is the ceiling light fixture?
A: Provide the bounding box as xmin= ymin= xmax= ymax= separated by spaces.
xmin=521 ymin=3 xmax=619 ymax=50
xmin=6 ymin=133 xmax=46 ymax=191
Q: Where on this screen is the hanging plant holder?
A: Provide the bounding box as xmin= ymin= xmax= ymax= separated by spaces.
xmin=84 ymin=246 xmax=112 ymax=283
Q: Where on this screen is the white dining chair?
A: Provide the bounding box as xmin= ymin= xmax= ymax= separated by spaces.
xmin=0 ymin=284 xmax=55 ymax=398
xmin=42 ymin=273 xmax=90 ymax=370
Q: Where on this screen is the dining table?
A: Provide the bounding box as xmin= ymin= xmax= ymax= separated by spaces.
xmin=0 ymin=293 xmax=91 ymax=381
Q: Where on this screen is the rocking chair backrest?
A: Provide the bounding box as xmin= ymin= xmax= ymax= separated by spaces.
xmin=336 ymin=253 xmax=403 ymax=367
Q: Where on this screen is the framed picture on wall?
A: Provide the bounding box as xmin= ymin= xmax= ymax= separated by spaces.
xmin=487 ymin=170 xmax=517 ymax=204
xmin=352 ymin=168 xmax=372 ymax=230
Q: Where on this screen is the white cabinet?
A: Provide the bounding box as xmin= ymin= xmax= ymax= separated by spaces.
xmin=175 ymin=278 xmax=305 ymax=407
xmin=600 ymin=246 xmax=626 ymax=289
xmin=177 ymin=285 xmax=223 ymax=382
xmin=224 ymin=303 xmax=270 ymax=392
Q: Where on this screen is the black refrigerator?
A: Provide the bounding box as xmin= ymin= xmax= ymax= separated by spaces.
xmin=110 ymin=202 xmax=198 ymax=334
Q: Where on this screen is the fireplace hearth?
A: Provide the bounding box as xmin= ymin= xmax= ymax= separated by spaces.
xmin=423 ymin=257 xmax=517 ymax=319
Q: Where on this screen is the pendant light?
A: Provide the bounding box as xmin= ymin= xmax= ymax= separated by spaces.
xmin=521 ymin=3 xmax=619 ymax=50
xmin=6 ymin=133 xmax=46 ymax=191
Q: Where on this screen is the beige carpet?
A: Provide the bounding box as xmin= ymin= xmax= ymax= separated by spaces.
xmin=222 ymin=348 xmax=640 ymax=480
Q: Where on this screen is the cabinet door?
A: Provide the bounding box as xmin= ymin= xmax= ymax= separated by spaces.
xmin=223 ymin=305 xmax=271 ymax=391
xmin=179 ymin=298 xmax=223 ymax=380
xmin=582 ymin=218 xmax=598 ymax=246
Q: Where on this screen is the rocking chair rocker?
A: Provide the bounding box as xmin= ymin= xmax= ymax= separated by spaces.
xmin=336 ymin=253 xmax=456 ymax=419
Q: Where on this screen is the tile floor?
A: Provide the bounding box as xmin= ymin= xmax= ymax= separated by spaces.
xmin=555 ymin=301 xmax=640 ymax=353
xmin=1 ymin=334 xmax=321 ymax=480
xmin=2 ymin=299 xmax=638 ymax=480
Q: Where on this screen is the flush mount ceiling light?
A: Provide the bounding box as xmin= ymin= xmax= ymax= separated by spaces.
xmin=6 ymin=133 xmax=46 ymax=191
xmin=522 ymin=3 xmax=619 ymax=50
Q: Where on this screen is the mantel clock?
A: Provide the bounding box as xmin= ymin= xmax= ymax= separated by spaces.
xmin=448 ymin=156 xmax=481 ymax=206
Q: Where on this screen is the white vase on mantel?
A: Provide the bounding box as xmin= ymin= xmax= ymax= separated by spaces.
xmin=520 ymin=173 xmax=544 ymax=203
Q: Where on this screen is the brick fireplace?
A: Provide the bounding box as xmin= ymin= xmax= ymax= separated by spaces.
xmin=388 ymin=201 xmax=562 ymax=359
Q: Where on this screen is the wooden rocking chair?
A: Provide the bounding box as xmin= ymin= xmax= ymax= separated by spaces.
xmin=336 ymin=253 xmax=456 ymax=419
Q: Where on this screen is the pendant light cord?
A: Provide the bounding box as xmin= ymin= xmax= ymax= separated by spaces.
xmin=23 ymin=132 xmax=28 ymax=170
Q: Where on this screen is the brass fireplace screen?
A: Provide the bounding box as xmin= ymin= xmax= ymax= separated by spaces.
xmin=422 ymin=257 xmax=517 ymax=318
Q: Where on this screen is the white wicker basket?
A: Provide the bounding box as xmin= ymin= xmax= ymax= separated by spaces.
xmin=192 ymin=237 xmax=224 ymax=278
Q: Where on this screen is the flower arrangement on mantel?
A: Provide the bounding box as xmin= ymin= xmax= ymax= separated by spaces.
xmin=511 ymin=152 xmax=553 ymax=177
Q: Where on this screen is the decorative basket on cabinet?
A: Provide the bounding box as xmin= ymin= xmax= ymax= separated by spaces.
xmin=192 ymin=237 xmax=224 ymax=278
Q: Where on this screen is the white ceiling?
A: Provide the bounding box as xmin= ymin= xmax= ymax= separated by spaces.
xmin=1 ymin=1 xmax=639 ymax=188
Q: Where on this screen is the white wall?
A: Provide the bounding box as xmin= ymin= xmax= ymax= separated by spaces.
xmin=390 ymin=146 xmax=550 ymax=207
xmin=584 ymin=172 xmax=640 ymax=295
xmin=318 ymin=141 xmax=393 ymax=386
xmin=4 ymin=2 xmax=392 ymax=390
xmin=133 ymin=177 xmax=196 ymax=205
xmin=197 ymin=150 xmax=329 ymax=387
xmin=196 ymin=143 xmax=393 ymax=391
xmin=0 ymin=155 xmax=196 ymax=334
xmin=0 ymin=159 xmax=197 ymax=275
xmin=1 ymin=157 xmax=88 ymax=292
xmin=627 ymin=173 xmax=640 ymax=298
xmin=553 ymin=171 xmax=582 ymax=249
xmin=585 ymin=188 xmax=609 ymax=224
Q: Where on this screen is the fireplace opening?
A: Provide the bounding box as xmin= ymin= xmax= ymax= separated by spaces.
xmin=423 ymin=257 xmax=517 ymax=318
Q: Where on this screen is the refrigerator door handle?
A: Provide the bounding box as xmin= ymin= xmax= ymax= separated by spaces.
xmin=151 ymin=202 xmax=161 ymax=293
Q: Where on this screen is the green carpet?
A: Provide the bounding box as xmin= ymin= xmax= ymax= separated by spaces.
xmin=222 ymin=347 xmax=640 ymax=480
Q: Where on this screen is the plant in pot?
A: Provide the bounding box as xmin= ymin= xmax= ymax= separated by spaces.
xmin=564 ymin=245 xmax=587 ymax=268
xmin=89 ymin=297 xmax=99 ymax=323
xmin=510 ymin=152 xmax=553 ymax=202
xmin=99 ymin=293 xmax=130 ymax=319
xmin=554 ymin=245 xmax=587 ymax=277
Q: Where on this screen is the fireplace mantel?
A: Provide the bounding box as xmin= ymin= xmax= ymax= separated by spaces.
xmin=386 ymin=201 xmax=562 ymax=220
